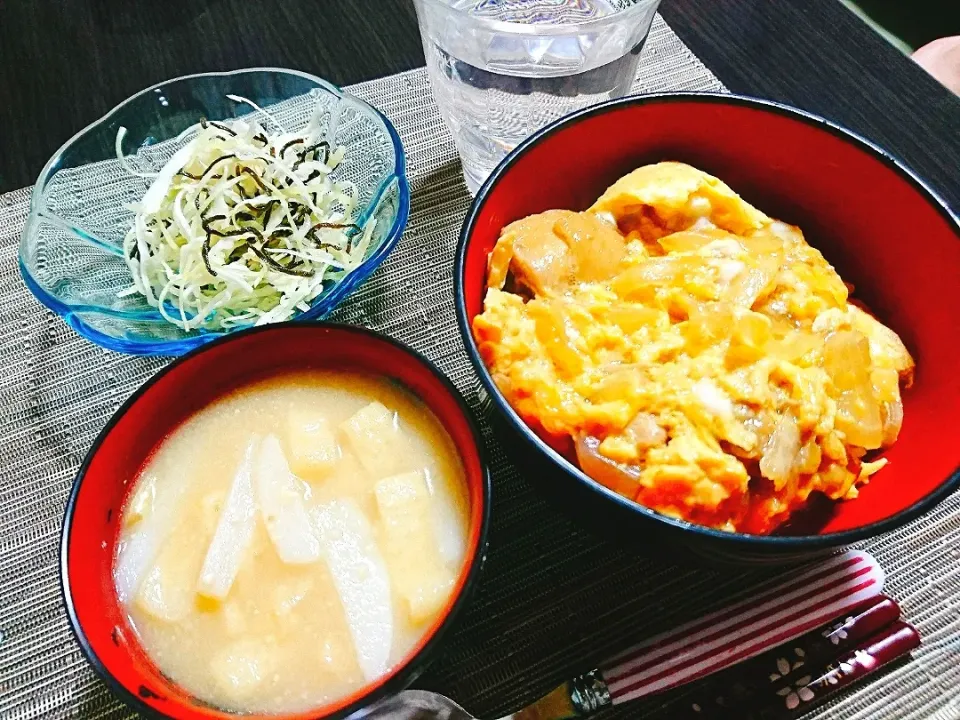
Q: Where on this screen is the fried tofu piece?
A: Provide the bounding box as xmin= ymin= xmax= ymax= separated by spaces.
xmin=374 ymin=471 xmax=455 ymax=624
xmin=340 ymin=402 xmax=405 ymax=478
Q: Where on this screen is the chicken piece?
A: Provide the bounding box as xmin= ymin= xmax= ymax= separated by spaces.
xmin=552 ymin=210 xmax=627 ymax=283
xmin=486 ymin=210 xmax=626 ymax=295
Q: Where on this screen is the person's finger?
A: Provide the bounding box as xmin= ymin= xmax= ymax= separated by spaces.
xmin=912 ymin=36 xmax=960 ymax=95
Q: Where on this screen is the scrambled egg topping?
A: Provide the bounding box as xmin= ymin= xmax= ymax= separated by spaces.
xmin=473 ymin=162 xmax=914 ymax=534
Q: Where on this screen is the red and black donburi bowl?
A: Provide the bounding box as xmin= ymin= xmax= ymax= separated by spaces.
xmin=455 ymin=92 xmax=960 ymax=565
xmin=61 ymin=323 xmax=491 ymax=719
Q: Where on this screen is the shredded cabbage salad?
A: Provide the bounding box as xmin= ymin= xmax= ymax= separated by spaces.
xmin=117 ymin=96 xmax=375 ymax=331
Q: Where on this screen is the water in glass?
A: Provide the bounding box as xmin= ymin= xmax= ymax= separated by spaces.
xmin=415 ymin=0 xmax=661 ymax=193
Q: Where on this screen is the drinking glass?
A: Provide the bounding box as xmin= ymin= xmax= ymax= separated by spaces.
xmin=413 ymin=0 xmax=663 ymax=194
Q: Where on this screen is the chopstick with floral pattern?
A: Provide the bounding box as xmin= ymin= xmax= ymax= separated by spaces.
xmin=715 ymin=620 xmax=920 ymax=719
xmin=674 ymin=594 xmax=902 ymax=718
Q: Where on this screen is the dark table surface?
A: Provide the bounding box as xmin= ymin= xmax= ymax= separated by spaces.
xmin=1 ymin=0 xmax=959 ymax=716
xmin=0 ymin=0 xmax=959 ymax=208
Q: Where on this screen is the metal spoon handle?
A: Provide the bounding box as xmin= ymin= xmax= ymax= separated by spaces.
xmin=500 ymin=670 xmax=611 ymax=720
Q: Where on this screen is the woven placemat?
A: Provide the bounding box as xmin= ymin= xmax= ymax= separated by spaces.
xmin=0 ymin=14 xmax=958 ymax=720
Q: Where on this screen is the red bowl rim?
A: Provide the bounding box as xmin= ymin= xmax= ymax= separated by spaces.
xmin=454 ymin=90 xmax=960 ymax=549
xmin=59 ymin=321 xmax=492 ymax=720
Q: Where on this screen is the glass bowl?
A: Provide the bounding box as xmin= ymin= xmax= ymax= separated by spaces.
xmin=20 ymin=68 xmax=409 ymax=356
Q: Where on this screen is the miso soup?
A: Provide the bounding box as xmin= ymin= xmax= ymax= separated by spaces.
xmin=113 ymin=370 xmax=470 ymax=713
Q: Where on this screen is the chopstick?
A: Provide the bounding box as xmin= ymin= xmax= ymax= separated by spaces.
xmin=511 ymin=551 xmax=893 ymax=720
xmin=602 ymin=550 xmax=885 ymax=702
xmin=674 ymin=594 xmax=902 ymax=718
xmin=670 ymin=611 xmax=920 ymax=719
xmin=735 ymin=620 xmax=920 ymax=719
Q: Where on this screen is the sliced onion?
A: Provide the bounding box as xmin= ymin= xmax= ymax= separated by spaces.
xmin=626 ymin=412 xmax=667 ymax=448
xmin=575 ymin=434 xmax=642 ymax=499
xmin=881 ymin=398 xmax=904 ymax=447
xmin=727 ymin=257 xmax=779 ymax=309
xmin=693 ymin=379 xmax=734 ymax=419
xmin=759 ymin=414 xmax=801 ymax=489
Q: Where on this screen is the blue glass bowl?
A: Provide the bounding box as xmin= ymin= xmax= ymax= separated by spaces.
xmin=20 ymin=68 xmax=409 ymax=355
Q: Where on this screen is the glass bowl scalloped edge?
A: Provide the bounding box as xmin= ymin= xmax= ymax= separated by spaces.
xmin=19 ymin=67 xmax=410 ymax=356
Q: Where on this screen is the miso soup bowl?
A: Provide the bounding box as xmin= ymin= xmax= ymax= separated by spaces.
xmin=455 ymin=92 xmax=960 ymax=565
xmin=61 ymin=323 xmax=491 ymax=719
